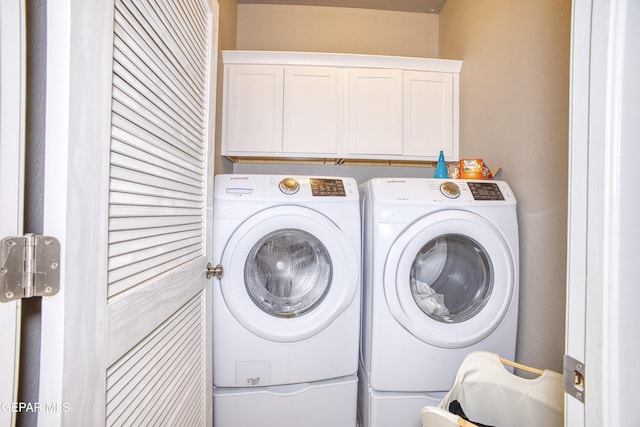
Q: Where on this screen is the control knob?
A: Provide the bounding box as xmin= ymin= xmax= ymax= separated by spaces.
xmin=279 ymin=178 xmax=300 ymax=194
xmin=440 ymin=181 xmax=461 ymax=199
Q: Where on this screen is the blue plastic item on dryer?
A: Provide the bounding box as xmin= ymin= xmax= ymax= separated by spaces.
xmin=434 ymin=150 xmax=449 ymax=178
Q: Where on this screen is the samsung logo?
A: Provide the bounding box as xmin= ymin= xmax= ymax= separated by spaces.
xmin=386 ymin=179 xmax=406 ymax=184
xmin=230 ymin=176 xmax=250 ymax=180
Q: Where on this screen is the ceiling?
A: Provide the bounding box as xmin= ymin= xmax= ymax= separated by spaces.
xmin=236 ymin=0 xmax=448 ymax=14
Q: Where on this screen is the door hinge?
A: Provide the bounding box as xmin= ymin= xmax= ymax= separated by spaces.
xmin=0 ymin=234 xmax=61 ymax=303
xmin=563 ymin=354 xmax=585 ymax=403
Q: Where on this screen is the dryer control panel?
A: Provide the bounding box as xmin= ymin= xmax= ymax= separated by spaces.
xmin=439 ymin=181 xmax=505 ymax=201
xmin=467 ymin=182 xmax=505 ymax=201
xmin=369 ymin=178 xmax=516 ymax=206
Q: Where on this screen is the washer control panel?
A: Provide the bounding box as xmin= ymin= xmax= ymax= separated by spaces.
xmin=215 ymin=175 xmax=358 ymax=202
xmin=278 ymin=177 xmax=347 ymax=196
xmin=310 ymin=178 xmax=346 ymax=197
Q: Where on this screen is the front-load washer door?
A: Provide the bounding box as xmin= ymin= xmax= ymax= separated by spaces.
xmin=384 ymin=210 xmax=516 ymax=349
xmin=219 ymin=205 xmax=359 ymax=343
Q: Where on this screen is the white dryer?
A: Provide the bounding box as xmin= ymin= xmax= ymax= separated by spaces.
xmin=358 ymin=178 xmax=519 ymax=427
xmin=212 ymin=174 xmax=361 ymax=427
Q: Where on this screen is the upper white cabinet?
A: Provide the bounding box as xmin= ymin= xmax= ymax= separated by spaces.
xmin=282 ymin=66 xmax=340 ymax=155
xmin=222 ymin=51 xmax=462 ymax=161
xmin=346 ymin=68 xmax=403 ymax=156
xmin=225 ymin=64 xmax=284 ymax=154
xmin=403 ymin=70 xmax=455 ymax=158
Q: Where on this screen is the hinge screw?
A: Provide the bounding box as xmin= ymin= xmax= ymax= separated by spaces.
xmin=0 ymin=268 xmax=6 ymax=274
xmin=45 ymin=286 xmax=52 ymax=294
xmin=51 ymin=262 xmax=59 ymax=270
xmin=5 ymin=291 xmax=14 ymax=299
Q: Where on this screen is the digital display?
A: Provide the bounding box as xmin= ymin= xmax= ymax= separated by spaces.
xmin=468 ymin=182 xmax=505 ymax=201
xmin=310 ymin=178 xmax=346 ymax=196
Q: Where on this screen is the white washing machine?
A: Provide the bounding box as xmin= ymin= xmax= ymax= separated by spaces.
xmin=212 ymin=174 xmax=361 ymax=427
xmin=358 ymin=178 xmax=519 ymax=427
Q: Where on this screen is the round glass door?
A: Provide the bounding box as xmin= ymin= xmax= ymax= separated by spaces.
xmin=245 ymin=229 xmax=332 ymax=318
xmin=410 ymin=234 xmax=493 ymax=323
xmin=384 ymin=210 xmax=516 ymax=348
xmin=219 ymin=205 xmax=359 ymax=343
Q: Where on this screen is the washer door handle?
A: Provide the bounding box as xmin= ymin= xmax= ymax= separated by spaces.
xmin=206 ymin=263 xmax=223 ymax=279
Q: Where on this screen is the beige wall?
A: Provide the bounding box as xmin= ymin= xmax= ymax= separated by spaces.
xmin=440 ymin=0 xmax=571 ymax=372
xmin=236 ymin=4 xmax=439 ymax=57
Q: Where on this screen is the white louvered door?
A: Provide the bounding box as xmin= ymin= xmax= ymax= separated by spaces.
xmin=38 ymin=0 xmax=217 ymax=425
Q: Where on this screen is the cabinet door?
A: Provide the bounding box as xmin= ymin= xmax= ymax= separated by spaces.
xmin=283 ymin=66 xmax=340 ymax=156
xmin=403 ymin=70 xmax=454 ymax=159
xmin=224 ymin=64 xmax=283 ymax=154
xmin=346 ymin=68 xmax=402 ymax=156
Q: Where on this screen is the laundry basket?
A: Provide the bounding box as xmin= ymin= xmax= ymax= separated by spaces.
xmin=421 ymin=351 xmax=564 ymax=427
